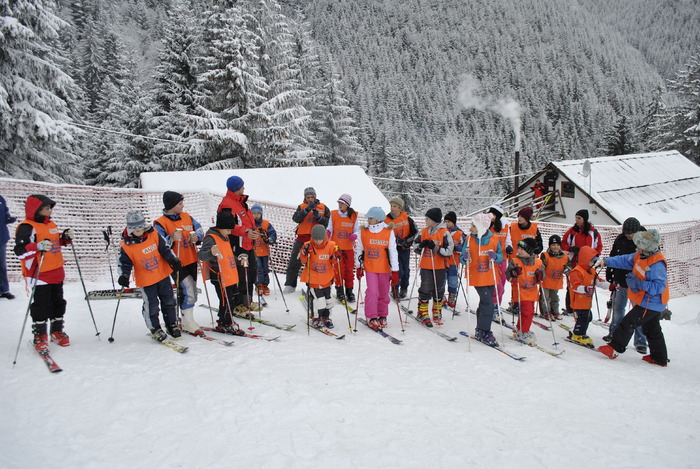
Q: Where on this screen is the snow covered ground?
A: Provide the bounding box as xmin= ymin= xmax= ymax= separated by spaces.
xmin=1 ymin=279 xmax=698 ymax=469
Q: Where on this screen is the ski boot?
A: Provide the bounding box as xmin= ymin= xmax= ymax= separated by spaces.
xmin=320 ymin=309 xmax=334 ymax=329
xmin=150 ymin=327 xmax=168 ymax=342
xmin=49 ymin=318 xmax=70 ymax=346
xmin=335 ymin=286 xmax=346 ymax=304
xmin=180 ymin=307 xmax=204 ymax=336
xmin=165 ymin=323 xmax=182 ymax=338
xmin=568 ymin=332 xmax=594 ymax=348
xmin=642 ymin=355 xmax=667 ymax=367
xmin=32 ymin=321 xmax=49 ymax=351
xmin=475 ymin=328 xmax=498 ymax=347
xmin=598 ymin=344 xmax=619 ymax=359
xmin=378 ymin=317 xmax=388 ymax=329
xmin=399 ymin=287 xmax=407 ymax=299
xmin=432 ymin=301 xmax=443 ymax=324
xmin=368 ymin=318 xmax=381 ymax=331
xmin=416 ymin=301 xmax=432 ymax=327
xmin=446 ymin=293 xmax=457 ymax=309
xmin=345 ymin=287 xmax=356 ymax=303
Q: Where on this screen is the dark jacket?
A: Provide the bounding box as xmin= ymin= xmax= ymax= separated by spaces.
xmin=117 ymin=226 xmax=178 ymax=278
xmin=1 ymin=195 xmax=17 ymax=244
xmin=606 ymin=233 xmax=641 ymax=287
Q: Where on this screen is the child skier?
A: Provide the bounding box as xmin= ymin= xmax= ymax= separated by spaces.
xmin=443 ymin=211 xmax=464 ymax=309
xmin=504 ymin=206 xmax=543 ymax=314
xmin=198 ymin=211 xmax=243 ymax=335
xmin=299 ymin=224 xmax=340 ymax=328
xmin=118 ymin=211 xmax=182 ymax=342
xmin=567 ymin=245 xmax=611 ymax=346
xmin=384 ymin=197 xmax=417 ymax=299
xmin=538 ymin=235 xmax=570 ymax=320
xmin=354 ymin=206 xmax=399 ymax=330
xmin=154 ymin=191 xmax=205 ymax=335
xmin=251 ymin=204 xmax=277 ymax=296
xmin=506 ymin=238 xmax=545 ymax=345
xmin=460 ymin=213 xmax=503 ymax=346
xmin=14 ymin=195 xmax=74 ymax=350
xmin=597 ymin=229 xmax=669 ymax=366
xmin=487 ymin=204 xmax=508 ymax=307
xmin=327 ymin=193 xmax=359 ymax=303
xmin=413 ymin=208 xmax=454 ymax=327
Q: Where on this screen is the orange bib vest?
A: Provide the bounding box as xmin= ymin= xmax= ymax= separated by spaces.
xmin=19 ymin=219 xmax=64 ymax=275
xmin=155 ymin=213 xmax=198 ymax=266
xmin=360 ymin=226 xmax=392 ymax=274
xmin=465 ymin=235 xmax=500 ymax=287
xmin=628 ymin=252 xmax=670 ymax=308
xmin=419 ymin=227 xmax=449 ymax=270
xmin=297 ymin=202 xmax=327 ymax=236
xmin=120 ymin=230 xmax=173 ymax=287
xmin=511 ymin=257 xmax=542 ymax=302
xmin=508 ymin=222 xmax=538 ymax=259
xmin=202 ymin=233 xmax=239 ymax=288
xmin=448 ymin=229 xmax=464 ymax=266
xmin=490 ymin=226 xmax=507 ymax=255
xmin=386 ymin=212 xmax=410 ymax=240
xmin=300 ymin=240 xmax=337 ymax=288
xmin=541 ymin=252 xmax=568 ymax=290
xmin=330 ymin=210 xmax=358 ymax=251
xmin=253 ymin=220 xmax=271 ymax=257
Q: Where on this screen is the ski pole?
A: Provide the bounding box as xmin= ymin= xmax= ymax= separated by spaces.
xmin=539 ymin=285 xmax=559 ymax=347
xmin=429 ymin=245 xmax=441 ymax=323
xmin=174 ymin=229 xmax=182 ymax=326
xmin=404 ymin=248 xmax=422 ymax=317
xmin=12 ymin=252 xmax=45 ymax=367
xmin=197 ymin=257 xmax=215 ymax=327
xmin=70 ymin=241 xmax=101 ymax=338
xmin=103 ymin=226 xmax=116 ymax=289
xmin=488 ymin=242 xmax=506 ymax=345
xmin=353 ymin=273 xmax=363 ymax=332
xmin=270 ymin=256 xmax=289 ymax=313
xmin=237 ymin=253 xmax=254 ymax=329
xmin=335 ymin=249 xmax=352 ymax=330
xmin=108 ymin=287 xmax=125 ymax=343
xmin=391 ymin=283 xmax=406 ymax=332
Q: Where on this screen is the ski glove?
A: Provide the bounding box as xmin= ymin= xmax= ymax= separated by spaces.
xmin=348 ymin=233 xmax=357 ymax=242
xmin=626 ymin=273 xmax=641 ymax=291
xmin=534 ymin=269 xmax=544 ymax=282
xmin=312 ymin=210 xmax=321 ymax=222
xmin=118 ymin=274 xmax=130 ymax=288
xmin=356 ymin=267 xmax=364 ymax=279
xmin=391 ymin=271 xmax=399 ymax=286
xmin=511 ymin=266 xmax=522 ymax=277
xmin=609 ymin=283 xmax=619 ymax=292
xmin=585 ymin=285 xmax=595 ymax=295
xmin=61 ymin=228 xmax=75 ymax=241
xmin=306 ymin=201 xmax=317 ymax=211
xmin=419 ymin=239 xmax=436 ymax=250
xmin=505 ymin=246 xmax=513 ymax=256
xmin=169 ymin=258 xmax=182 ymax=272
xmin=301 ymin=243 xmax=311 ymax=257
xmin=460 ymin=251 xmax=470 ymax=265
xmin=487 ymin=250 xmax=498 ymax=261
xmin=37 ymin=240 xmax=53 ymax=252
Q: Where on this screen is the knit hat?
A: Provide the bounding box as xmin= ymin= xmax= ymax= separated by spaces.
xmin=389 ymin=197 xmax=404 ymax=210
xmin=518 ymin=206 xmax=533 ymax=223
xmin=215 ymin=211 xmax=236 ymax=229
xmin=472 ymin=213 xmax=492 ymax=237
xmin=488 ymin=204 xmax=504 ymax=219
xmin=576 ymin=209 xmax=589 ymax=223
xmin=126 ymin=211 xmax=149 ymax=233
xmin=518 ymin=238 xmax=537 ymax=256
xmin=634 ymin=229 xmax=661 ymax=253
xmin=425 ymin=208 xmax=442 ymax=224
xmin=444 ymin=211 xmax=457 ymax=224
xmin=226 ymin=176 xmax=244 ymax=193
xmin=163 ymin=191 xmax=184 ymax=211
xmin=549 ymin=234 xmax=562 ymax=246
xmin=251 ymin=204 xmax=263 ymax=214
xmin=311 ymin=224 xmax=326 ymax=241
xmin=622 ymin=217 xmax=642 ymax=234
xmin=304 ymin=187 xmax=316 ymax=197
xmin=337 ymin=193 xmax=352 ymax=206
xmin=365 ymin=206 xmax=385 ymax=221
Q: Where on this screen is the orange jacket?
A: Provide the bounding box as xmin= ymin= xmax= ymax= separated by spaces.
xmin=296 ymin=202 xmax=328 ymax=237
xmin=155 ymin=212 xmax=199 ymax=266
xmin=202 ymin=232 xmax=239 ymax=288
xmin=465 ymin=234 xmax=500 ymax=287
xmin=299 ymin=239 xmax=339 ymax=288
xmin=418 ymin=227 xmax=450 ymax=270
xmin=253 ymin=220 xmax=271 ymax=257
xmin=448 ymin=229 xmax=464 ymax=266
xmin=387 ymin=211 xmax=410 ymax=240
xmin=507 ymin=222 xmax=539 ymax=258
xmin=17 ymin=219 xmax=64 ymax=276
xmin=359 ymin=226 xmax=393 ymax=274
xmin=568 ymin=246 xmax=602 ymax=310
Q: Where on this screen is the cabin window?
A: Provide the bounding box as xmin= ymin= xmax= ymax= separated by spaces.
xmin=561 ymin=181 xmax=575 ymax=198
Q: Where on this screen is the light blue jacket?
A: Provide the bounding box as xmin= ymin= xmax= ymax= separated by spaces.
xmin=605 ymin=252 xmax=668 ymax=312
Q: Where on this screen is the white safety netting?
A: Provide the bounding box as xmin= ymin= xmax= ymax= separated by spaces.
xmin=1 ymin=178 xmax=697 ymax=299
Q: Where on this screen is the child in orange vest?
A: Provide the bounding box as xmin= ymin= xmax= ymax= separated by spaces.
xmin=154 ymin=191 xmax=205 ymax=335
xmin=328 ymin=193 xmax=359 ymax=304
xmin=198 ymin=211 xmax=243 ymax=334
xmin=460 ymin=213 xmax=503 ymax=346
xmin=506 ymin=238 xmax=544 ymax=345
xmin=299 ymin=224 xmax=340 ymax=328
xmin=354 ymin=206 xmax=399 ymax=330
xmin=597 ymin=229 xmax=669 ymax=366
xmin=118 ymin=211 xmax=182 ymax=342
xmin=567 ymin=245 xmax=612 ymax=346
xmin=413 ymin=208 xmax=454 ymax=327
xmin=14 ymin=195 xmax=74 ymax=351
xmin=538 ymin=234 xmax=570 ymax=320
xmin=251 ymin=204 xmax=277 ymax=296
xmin=443 ymin=211 xmax=464 ymax=309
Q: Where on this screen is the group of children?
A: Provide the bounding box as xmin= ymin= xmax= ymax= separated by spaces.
xmin=11 ymin=188 xmax=670 ymax=366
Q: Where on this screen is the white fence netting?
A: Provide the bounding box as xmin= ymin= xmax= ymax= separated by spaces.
xmin=1 ymin=177 xmax=698 ymax=299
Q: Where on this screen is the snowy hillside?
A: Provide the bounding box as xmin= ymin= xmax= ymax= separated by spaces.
xmin=1 ymin=279 xmax=698 ymax=468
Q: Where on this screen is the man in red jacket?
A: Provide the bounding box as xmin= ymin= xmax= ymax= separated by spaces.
xmin=218 ymin=176 xmax=261 ymax=312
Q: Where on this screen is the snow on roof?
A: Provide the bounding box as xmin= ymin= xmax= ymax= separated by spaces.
xmin=553 ymin=150 xmax=700 ymax=224
xmin=139 ymin=165 xmax=390 ymax=215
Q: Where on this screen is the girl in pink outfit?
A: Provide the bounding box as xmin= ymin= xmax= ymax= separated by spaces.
xmin=354 ymin=206 xmax=399 ymax=330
